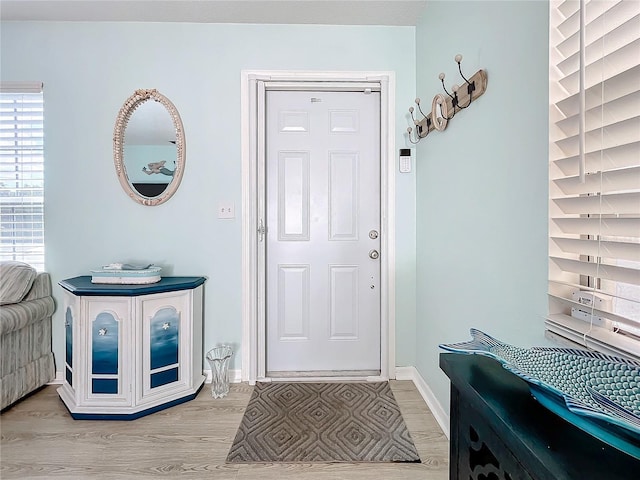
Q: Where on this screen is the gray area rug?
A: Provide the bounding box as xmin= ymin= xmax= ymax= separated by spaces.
xmin=226 ymin=382 xmax=421 ymax=463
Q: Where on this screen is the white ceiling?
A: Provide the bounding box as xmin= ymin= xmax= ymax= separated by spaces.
xmin=0 ymin=0 xmax=428 ymax=26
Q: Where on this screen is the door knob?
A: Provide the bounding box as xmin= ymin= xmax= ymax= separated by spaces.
xmin=369 ymin=249 xmax=379 ymax=260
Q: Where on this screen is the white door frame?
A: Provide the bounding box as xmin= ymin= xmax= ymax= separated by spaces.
xmin=240 ymin=70 xmax=396 ymax=384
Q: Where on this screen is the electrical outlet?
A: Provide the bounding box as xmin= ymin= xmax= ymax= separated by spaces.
xmin=218 ymin=202 xmax=235 ymax=219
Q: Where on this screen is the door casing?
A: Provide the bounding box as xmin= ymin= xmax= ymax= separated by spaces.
xmin=241 ymin=70 xmax=396 ymax=383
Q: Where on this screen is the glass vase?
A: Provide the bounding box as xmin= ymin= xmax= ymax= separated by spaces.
xmin=206 ymin=345 xmax=233 ymax=399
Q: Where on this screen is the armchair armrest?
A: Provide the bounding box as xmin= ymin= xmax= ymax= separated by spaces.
xmin=23 ymin=272 xmax=52 ymax=301
xmin=0 ymin=297 xmax=55 ymax=336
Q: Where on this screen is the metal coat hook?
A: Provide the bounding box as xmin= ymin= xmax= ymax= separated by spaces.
xmin=407 ymin=98 xmax=431 ymax=144
xmin=439 ymin=54 xmax=476 ymax=116
xmin=407 ymin=54 xmax=487 ymax=144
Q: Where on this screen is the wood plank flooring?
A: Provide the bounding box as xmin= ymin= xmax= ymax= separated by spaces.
xmin=0 ymin=380 xmax=448 ymax=479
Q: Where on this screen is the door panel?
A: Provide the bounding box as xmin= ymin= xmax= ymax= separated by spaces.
xmin=265 ymin=90 xmax=381 ymax=374
xmin=277 ymin=264 xmax=310 ymax=340
xmin=278 ymin=151 xmax=310 ymax=240
xmin=329 ymin=265 xmax=359 ymax=339
xmin=329 ymin=151 xmax=359 ymax=240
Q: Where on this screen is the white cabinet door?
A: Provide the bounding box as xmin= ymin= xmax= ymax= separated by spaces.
xmin=62 ymin=295 xmax=77 ymax=394
xmin=138 ymin=290 xmax=192 ymax=404
xmin=84 ymin=297 xmax=132 ymax=406
xmin=266 ymin=90 xmax=381 ymax=374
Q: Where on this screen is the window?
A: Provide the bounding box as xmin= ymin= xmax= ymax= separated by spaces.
xmin=548 ymin=1 xmax=640 ymax=359
xmin=0 ymin=82 xmax=44 ymax=271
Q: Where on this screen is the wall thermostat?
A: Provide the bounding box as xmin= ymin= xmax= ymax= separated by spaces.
xmin=399 ymin=148 xmax=412 ymax=173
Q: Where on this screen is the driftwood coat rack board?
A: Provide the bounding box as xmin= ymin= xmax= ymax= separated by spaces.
xmin=408 ymin=55 xmax=488 ymax=144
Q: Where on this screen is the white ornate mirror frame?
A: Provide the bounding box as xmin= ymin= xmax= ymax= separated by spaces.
xmin=113 ymin=89 xmax=185 ymax=206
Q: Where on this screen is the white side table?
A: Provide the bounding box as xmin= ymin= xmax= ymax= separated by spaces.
xmin=58 ymin=276 xmax=206 ymax=420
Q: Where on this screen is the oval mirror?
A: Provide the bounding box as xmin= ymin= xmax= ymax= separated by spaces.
xmin=113 ymin=89 xmax=185 ymax=206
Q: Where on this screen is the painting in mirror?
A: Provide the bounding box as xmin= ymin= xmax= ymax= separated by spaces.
xmin=113 ymin=89 xmax=185 ymax=206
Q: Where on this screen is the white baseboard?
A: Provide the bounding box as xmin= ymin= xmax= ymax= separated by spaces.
xmin=52 ymin=367 xmax=444 ymax=435
xmin=204 ymin=369 xmax=242 ymax=384
xmin=52 ymin=369 xmax=243 ymax=387
xmin=48 ymin=371 xmax=64 ymax=385
xmin=395 ymin=366 xmax=450 ymax=439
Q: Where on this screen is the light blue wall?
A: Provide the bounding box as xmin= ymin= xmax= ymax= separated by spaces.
xmin=414 ymin=1 xmax=549 ymax=409
xmin=1 ymin=22 xmax=417 ymax=373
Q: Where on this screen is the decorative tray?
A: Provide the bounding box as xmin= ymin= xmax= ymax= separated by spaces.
xmin=91 ymin=265 xmax=161 ymax=285
xmin=440 ymin=329 xmax=640 ymax=459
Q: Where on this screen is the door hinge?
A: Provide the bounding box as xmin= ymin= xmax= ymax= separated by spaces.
xmin=258 ymin=219 xmax=266 ymax=242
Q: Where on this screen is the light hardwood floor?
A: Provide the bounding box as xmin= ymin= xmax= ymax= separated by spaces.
xmin=0 ymin=380 xmax=449 ymax=479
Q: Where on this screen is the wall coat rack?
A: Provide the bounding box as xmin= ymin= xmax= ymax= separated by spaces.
xmin=408 ymin=54 xmax=488 ymax=144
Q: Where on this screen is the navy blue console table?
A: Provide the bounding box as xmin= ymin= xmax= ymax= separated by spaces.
xmin=440 ymin=353 xmax=639 ymax=479
xmin=58 ymin=276 xmax=206 ymax=420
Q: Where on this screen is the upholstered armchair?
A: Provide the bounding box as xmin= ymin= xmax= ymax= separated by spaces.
xmin=0 ymin=261 xmax=56 ymax=410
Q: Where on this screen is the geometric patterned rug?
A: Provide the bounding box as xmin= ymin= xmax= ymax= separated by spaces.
xmin=226 ymin=382 xmax=421 ymax=463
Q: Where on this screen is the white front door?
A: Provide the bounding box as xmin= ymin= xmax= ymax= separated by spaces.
xmin=265 ymin=89 xmax=381 ymax=375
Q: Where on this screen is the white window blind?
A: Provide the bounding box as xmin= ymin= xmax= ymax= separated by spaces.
xmin=548 ymin=0 xmax=640 ymax=360
xmin=0 ymin=82 xmax=45 ymax=271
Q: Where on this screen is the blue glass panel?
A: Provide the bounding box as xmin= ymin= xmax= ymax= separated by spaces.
xmin=92 ymin=312 xmax=119 ymax=375
xmin=66 ymin=367 xmax=72 ymax=387
xmin=151 ymin=368 xmax=179 ymax=388
xmin=65 ymin=307 xmax=73 ymax=368
xmin=150 ymin=308 xmax=179 ymax=370
xmin=92 ymin=378 xmax=118 ymax=394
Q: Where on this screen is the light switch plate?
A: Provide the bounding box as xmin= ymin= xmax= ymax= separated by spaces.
xmin=218 ymin=202 xmax=235 ymax=219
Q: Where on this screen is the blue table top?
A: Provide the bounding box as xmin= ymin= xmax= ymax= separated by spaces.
xmin=59 ymin=276 xmax=206 ymax=296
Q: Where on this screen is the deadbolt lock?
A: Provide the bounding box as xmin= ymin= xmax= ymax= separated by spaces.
xmin=369 ymin=230 xmax=379 ymax=240
xmin=369 ymin=249 xmax=380 ymax=260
